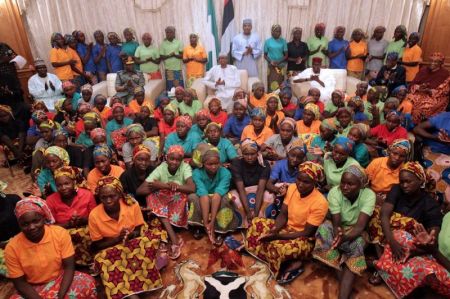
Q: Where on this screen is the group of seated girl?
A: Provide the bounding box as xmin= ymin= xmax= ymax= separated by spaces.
xmin=0 ymin=50 xmax=449 ymax=299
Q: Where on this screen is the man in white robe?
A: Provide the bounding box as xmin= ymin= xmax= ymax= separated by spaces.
xmin=28 ymin=58 xmax=63 ymax=111
xmin=231 ymin=18 xmax=262 ymax=77
xmin=203 ymin=53 xmax=241 ymax=112
xmin=292 ymin=57 xmax=336 ymax=104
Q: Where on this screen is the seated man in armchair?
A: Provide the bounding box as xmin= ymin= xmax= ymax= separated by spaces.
xmin=115 ymin=56 xmax=145 ymax=104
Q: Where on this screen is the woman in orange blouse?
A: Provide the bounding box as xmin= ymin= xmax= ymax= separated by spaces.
xmin=400 ymin=32 xmax=422 ymax=83
xmin=296 ymin=103 xmax=321 ymax=135
xmin=5 ymin=196 xmax=96 ymax=298
xmin=346 ymin=29 xmax=368 ymax=79
xmin=241 ymin=107 xmax=274 ymax=145
xmin=89 ymin=176 xmax=167 ymax=299
xmin=245 ymin=162 xmax=328 ymax=284
xmin=183 ymin=33 xmax=207 ymax=88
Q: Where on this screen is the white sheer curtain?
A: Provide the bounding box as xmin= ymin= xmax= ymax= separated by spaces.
xmin=20 ymin=0 xmax=425 ymax=84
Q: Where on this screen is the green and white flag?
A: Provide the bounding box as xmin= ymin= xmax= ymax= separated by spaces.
xmin=206 ymin=0 xmax=219 ymax=70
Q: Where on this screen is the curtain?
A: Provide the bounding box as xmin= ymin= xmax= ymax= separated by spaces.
xmin=20 ymin=0 xmax=425 ymax=85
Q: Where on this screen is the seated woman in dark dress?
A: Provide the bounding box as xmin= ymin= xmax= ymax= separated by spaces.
xmin=0 ymin=104 xmax=26 ymax=163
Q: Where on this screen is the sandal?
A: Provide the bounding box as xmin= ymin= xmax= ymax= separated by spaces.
xmin=277 ymin=267 xmax=305 ymax=284
xmin=368 ymin=271 xmax=383 ymax=286
xmin=169 ymin=238 xmax=184 ymax=260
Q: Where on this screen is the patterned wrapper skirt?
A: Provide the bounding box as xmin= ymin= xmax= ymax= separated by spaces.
xmin=422 ymin=147 xmax=450 ymax=202
xmin=186 ymin=73 xmax=203 ymax=88
xmin=267 ymin=64 xmax=286 ymax=92
xmin=375 ymin=230 xmax=450 ymax=299
xmin=146 ymin=189 xmax=188 ymax=227
xmin=94 ymin=226 xmax=167 ymax=299
xmin=368 ymin=207 xmax=418 ymax=244
xmin=188 ymin=193 xmax=240 ymax=233
xmin=165 ymin=70 xmax=184 ymax=91
xmin=313 ymin=220 xmax=368 ymax=276
xmin=229 ymin=185 xmax=278 ymax=228
xmin=68 ymin=226 xmax=92 ymax=266
xmin=10 ymin=271 xmax=97 ymax=299
xmin=244 ymin=217 xmax=314 ymax=276
xmin=147 ymin=70 xmax=162 ymax=80
xmin=0 ymin=248 xmax=7 ymax=277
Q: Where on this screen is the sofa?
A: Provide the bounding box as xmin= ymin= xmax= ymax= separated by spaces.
xmin=290 ymin=69 xmax=361 ymax=98
xmin=190 ymin=69 xmax=260 ymax=105
xmin=92 ymin=73 xmax=165 ymax=107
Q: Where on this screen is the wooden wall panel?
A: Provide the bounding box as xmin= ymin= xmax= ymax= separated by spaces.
xmin=0 ymin=0 xmax=34 ymax=98
xmin=421 ymin=0 xmax=450 ymax=69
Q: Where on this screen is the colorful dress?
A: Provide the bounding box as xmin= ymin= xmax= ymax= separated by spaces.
xmin=245 ymin=186 xmax=328 ymax=276
xmin=375 ymin=230 xmax=450 ymax=298
xmin=145 ymin=161 xmax=192 ymax=227
xmin=313 ymin=186 xmax=376 ymax=275
xmin=183 ymin=44 xmax=207 ymax=87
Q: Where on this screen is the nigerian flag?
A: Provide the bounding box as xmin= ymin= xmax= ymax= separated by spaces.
xmin=206 ymin=0 xmax=219 ymax=70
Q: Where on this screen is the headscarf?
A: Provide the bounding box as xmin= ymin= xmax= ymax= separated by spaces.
xmin=50 ymin=32 xmax=62 ymax=48
xmin=93 ymin=144 xmax=112 ymax=159
xmin=321 ymin=118 xmax=338 ymax=133
xmin=386 ymin=52 xmax=399 ymax=61
xmin=395 ymin=25 xmax=407 ymax=40
xmin=409 ymin=32 xmax=420 ymax=40
xmin=389 ymin=138 xmax=411 ymax=155
xmin=196 ymin=108 xmax=211 ymax=120
xmin=177 ymin=115 xmax=193 ymax=128
xmin=54 ymin=166 xmax=88 ymax=189
xmin=90 ymin=128 xmax=106 ymax=140
xmin=77 ymin=102 xmax=91 ymax=113
xmin=351 ymin=28 xmax=365 ymax=41
xmin=31 ymin=110 xmax=47 ymax=123
xmin=81 ymin=84 xmax=93 ymax=93
xmin=163 ymin=103 xmax=179 ymax=117
xmin=315 ymin=23 xmax=326 ymax=31
xmin=332 ymin=89 xmax=345 ymax=100
xmin=133 ymin=144 xmax=151 ymax=159
xmin=300 ymin=96 xmax=315 ymax=106
xmin=250 ymin=107 xmax=266 ymax=120
xmin=15 ymin=196 xmax=55 ymax=224
xmin=62 ymin=80 xmax=75 ymax=90
xmin=286 ymin=138 xmax=305 ymax=154
xmin=192 ymin=143 xmax=217 ymax=167
xmin=386 ymin=110 xmax=401 ymax=120
xmin=343 ymin=165 xmax=368 ymax=187
xmin=174 ymin=86 xmax=185 ymax=94
xmin=0 ymin=104 xmax=13 ymax=118
xmin=304 ymin=103 xmax=320 ymax=120
xmin=167 ymin=145 xmax=184 ymax=157
xmin=241 ymin=138 xmax=265 ymax=167
xmin=112 ymin=102 xmax=125 ymax=112
xmin=44 ymin=146 xmax=69 ymax=165
xmin=95 ymin=176 xmax=135 ymax=205
xmin=126 ymin=123 xmax=146 ymax=138
xmin=430 ymin=52 xmax=445 ymax=63
xmin=107 ymin=32 xmax=121 ymax=42
xmin=39 ymin=119 xmax=58 ymax=130
xmin=233 ymin=88 xmax=248 ymax=108
xmin=53 ymin=128 xmax=68 ymax=138
xmin=298 ymin=161 xmax=325 ymax=184
xmin=351 ymin=123 xmax=369 ymax=140
xmin=280 ymin=86 xmax=292 ymax=99
xmin=54 ymin=98 xmax=66 ymax=113
xmin=185 ymin=88 xmax=198 ymax=101
xmin=334 ymin=26 xmax=346 ymax=36
xmin=205 ymin=122 xmax=222 ymax=132
xmin=271 ymin=24 xmax=281 ymax=33
xmin=385 ymin=97 xmax=400 ymax=108
xmin=208 ymin=97 xmax=222 ymax=109
xmin=123 ymin=27 xmax=136 ymax=40
xmin=267 ymin=94 xmax=283 ymax=110
xmin=336 ymin=106 xmax=354 ymax=118
xmin=252 ymin=81 xmax=265 ymax=92
xmin=401 ymin=161 xmax=434 ymax=192
xmin=83 ymin=112 xmax=101 ymax=126
xmin=64 ymin=34 xmax=75 ymax=44
xmin=279 ymin=117 xmax=296 ymax=131
xmin=371 ymin=26 xmax=386 ymax=39
xmin=334 ymin=136 xmax=354 ymax=153
xmin=291 ymin=27 xmax=302 ymax=39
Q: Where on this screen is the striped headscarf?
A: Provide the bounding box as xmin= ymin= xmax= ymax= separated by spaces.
xmin=54 ymin=166 xmax=88 ymax=189
xmin=177 ymin=115 xmax=193 ymax=128
xmin=44 ymin=146 xmax=69 ymax=166
xmin=15 ymin=196 xmax=55 ymax=224
xmin=83 ymin=112 xmax=101 ymax=126
xmin=241 ymin=138 xmax=265 ymax=167
xmin=279 ymin=117 xmax=296 ymax=131
xmin=133 ymin=144 xmax=151 ymax=159
xmin=304 ymin=103 xmax=320 ymax=120
xmin=95 ymin=176 xmax=135 ymax=206
xmin=93 ymin=144 xmax=112 ymax=159
xmin=401 ymin=161 xmax=435 ymax=192
xmin=389 ymin=138 xmax=411 ymax=155
xmin=298 ymin=161 xmax=325 ymax=184
xmin=286 ymin=138 xmax=305 ymax=154
xmin=167 ymin=145 xmax=184 ymax=157
xmin=334 ymin=136 xmax=354 ymax=154
xmin=343 ymin=165 xmax=368 ymax=186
